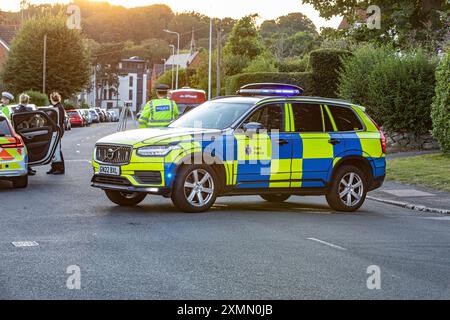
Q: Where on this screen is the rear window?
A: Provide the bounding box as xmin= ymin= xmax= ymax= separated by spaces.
xmin=0 ymin=117 xmax=12 ymax=136
xmin=328 ymin=105 xmax=364 ymax=132
xmin=67 ymin=111 xmax=78 ymax=116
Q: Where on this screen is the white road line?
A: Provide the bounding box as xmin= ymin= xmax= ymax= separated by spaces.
xmin=307 ymin=238 xmax=347 ymax=251
xmin=65 ymin=159 xmax=91 ymax=164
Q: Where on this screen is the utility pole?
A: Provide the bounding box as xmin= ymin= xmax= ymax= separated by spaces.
xmin=208 ymin=17 xmax=213 ymax=100
xmin=216 ymin=19 xmax=222 ymax=97
xmin=43 ymin=34 xmax=47 ymax=94
xmin=169 ymin=44 xmax=175 ymax=90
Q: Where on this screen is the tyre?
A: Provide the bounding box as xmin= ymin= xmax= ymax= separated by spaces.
xmin=171 ymin=165 xmax=218 ymax=213
xmin=260 ymin=194 xmax=291 ymax=203
xmin=105 ymin=190 xmax=146 ymax=207
xmin=326 ymin=165 xmax=367 ymax=212
xmin=12 ymin=175 xmax=28 ymax=189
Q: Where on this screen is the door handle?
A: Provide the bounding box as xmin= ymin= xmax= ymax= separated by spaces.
xmin=328 ymin=138 xmax=341 ymax=146
xmin=277 ymin=139 xmax=289 ymax=146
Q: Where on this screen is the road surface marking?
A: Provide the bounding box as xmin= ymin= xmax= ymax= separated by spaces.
xmin=381 ymin=189 xmax=435 ymax=197
xmin=12 ymin=241 xmax=39 ymax=247
xmin=417 ymin=216 xmax=450 ymax=221
xmin=307 ymin=238 xmax=347 ymax=251
xmin=65 ymin=159 xmax=91 ymax=164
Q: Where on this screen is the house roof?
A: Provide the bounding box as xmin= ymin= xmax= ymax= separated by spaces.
xmin=165 ymin=52 xmax=199 ymax=68
xmin=0 ymin=24 xmax=19 ymax=50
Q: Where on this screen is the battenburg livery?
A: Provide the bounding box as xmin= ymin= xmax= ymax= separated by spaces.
xmin=91 ymin=83 xmax=386 ymax=213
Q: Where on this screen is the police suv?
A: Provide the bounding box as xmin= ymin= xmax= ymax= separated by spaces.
xmin=91 ymin=84 xmax=386 ymax=213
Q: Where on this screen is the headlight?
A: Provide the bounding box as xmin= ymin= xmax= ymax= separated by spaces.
xmin=136 ymin=145 xmax=181 ymax=157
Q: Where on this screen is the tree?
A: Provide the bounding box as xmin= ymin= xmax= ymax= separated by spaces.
xmin=122 ymin=39 xmax=171 ymax=66
xmin=261 ymin=13 xmax=317 ymax=38
xmin=222 ymin=15 xmax=264 ymax=76
xmin=303 ymin=0 xmax=447 ymax=49
xmin=1 ymin=15 xmax=91 ymax=99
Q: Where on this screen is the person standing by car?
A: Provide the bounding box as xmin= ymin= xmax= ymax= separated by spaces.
xmin=15 ymin=94 xmax=36 ymax=176
xmin=138 ymin=84 xmax=179 ymax=128
xmin=47 ymin=92 xmax=65 ymax=175
xmin=0 ymin=92 xmax=14 ymax=118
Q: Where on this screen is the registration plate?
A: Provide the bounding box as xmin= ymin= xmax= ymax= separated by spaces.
xmin=98 ymin=165 xmax=121 ymax=176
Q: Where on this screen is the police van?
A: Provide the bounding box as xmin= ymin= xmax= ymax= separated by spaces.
xmin=91 ymin=83 xmax=386 ymax=213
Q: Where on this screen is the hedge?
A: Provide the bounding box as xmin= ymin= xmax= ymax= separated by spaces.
xmin=309 ymin=49 xmax=352 ymax=98
xmin=431 ymin=52 xmax=450 ymax=153
xmin=225 ymin=72 xmax=314 ymax=96
xmin=338 ymin=46 xmax=436 ymax=136
xmin=24 ymin=90 xmax=49 ymax=106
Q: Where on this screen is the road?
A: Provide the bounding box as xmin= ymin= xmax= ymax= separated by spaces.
xmin=1 ymin=123 xmax=449 ymax=300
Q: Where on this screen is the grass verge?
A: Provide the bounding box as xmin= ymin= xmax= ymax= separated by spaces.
xmin=387 ymin=153 xmax=450 ymax=192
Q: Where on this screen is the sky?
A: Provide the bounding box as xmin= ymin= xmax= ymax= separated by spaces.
xmin=0 ymin=0 xmax=342 ymax=30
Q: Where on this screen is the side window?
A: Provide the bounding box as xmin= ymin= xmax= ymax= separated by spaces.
xmin=328 ymin=105 xmax=364 ymax=132
xmin=243 ymin=103 xmax=284 ymax=132
xmin=0 ymin=117 xmax=12 ymax=136
xmin=292 ymin=103 xmax=323 ymax=132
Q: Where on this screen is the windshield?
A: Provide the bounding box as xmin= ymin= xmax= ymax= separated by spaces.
xmin=170 ymin=101 xmax=253 ymax=130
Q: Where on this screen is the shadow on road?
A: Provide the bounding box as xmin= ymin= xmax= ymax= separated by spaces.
xmin=101 ymin=198 xmax=351 ymax=217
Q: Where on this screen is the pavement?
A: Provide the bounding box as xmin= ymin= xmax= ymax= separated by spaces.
xmin=1 ymin=123 xmax=450 ymax=300
xmin=369 ymin=181 xmax=450 ymax=214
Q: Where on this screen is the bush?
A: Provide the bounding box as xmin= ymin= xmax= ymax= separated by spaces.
xmin=225 ymin=72 xmax=314 ymax=95
xmin=243 ymin=53 xmax=278 ymax=73
xmin=338 ymin=45 xmax=392 ymax=108
xmin=309 ymin=49 xmax=352 ymax=98
xmin=277 ymin=55 xmax=310 ymax=73
xmin=431 ymin=52 xmax=450 ymax=153
xmin=368 ymin=51 xmax=436 ymax=135
xmin=24 ymin=90 xmax=49 ymax=106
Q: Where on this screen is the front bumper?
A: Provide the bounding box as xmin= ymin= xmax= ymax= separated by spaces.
xmin=91 ymin=175 xmax=170 ymax=195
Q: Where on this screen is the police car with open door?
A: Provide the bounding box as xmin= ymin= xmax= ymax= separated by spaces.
xmin=92 ymin=83 xmax=386 ymax=213
xmin=0 ymin=108 xmax=61 ymax=188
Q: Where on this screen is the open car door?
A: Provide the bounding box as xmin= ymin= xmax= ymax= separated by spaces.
xmin=11 ymin=109 xmax=61 ymax=166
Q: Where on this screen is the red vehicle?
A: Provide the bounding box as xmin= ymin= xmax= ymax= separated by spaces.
xmin=168 ymin=87 xmax=206 ymax=114
xmin=67 ymin=110 xmax=85 ymax=127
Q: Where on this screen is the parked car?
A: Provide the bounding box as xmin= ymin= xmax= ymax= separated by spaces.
xmin=103 ymin=110 xmax=111 ymax=122
xmin=64 ymin=112 xmax=72 ymax=131
xmin=107 ymin=111 xmax=119 ymax=122
xmin=67 ymin=110 xmax=85 ymax=127
xmin=79 ymin=109 xmax=92 ymax=126
xmin=89 ymin=109 xmax=100 ymax=123
xmin=0 ymin=109 xmax=61 ymax=188
xmin=95 ymin=108 xmax=106 ymax=122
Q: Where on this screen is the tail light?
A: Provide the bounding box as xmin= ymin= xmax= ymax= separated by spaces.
xmin=368 ymin=115 xmax=387 ymax=154
xmin=1 ymin=133 xmax=24 ymax=148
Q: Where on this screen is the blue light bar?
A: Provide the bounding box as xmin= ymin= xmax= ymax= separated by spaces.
xmin=237 ymin=83 xmax=304 ymax=97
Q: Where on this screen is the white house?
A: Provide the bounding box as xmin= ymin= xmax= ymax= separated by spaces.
xmin=81 ymin=57 xmax=150 ymax=113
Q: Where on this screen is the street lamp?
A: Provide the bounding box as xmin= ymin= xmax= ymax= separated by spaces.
xmin=162 ymin=59 xmax=167 ymax=73
xmin=164 ymin=29 xmax=180 ymax=90
xmin=169 ymin=44 xmax=175 ymax=90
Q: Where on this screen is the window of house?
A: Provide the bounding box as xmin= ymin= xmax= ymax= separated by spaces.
xmin=129 ymin=76 xmax=134 ymax=87
xmin=129 ymin=90 xmax=133 ymax=100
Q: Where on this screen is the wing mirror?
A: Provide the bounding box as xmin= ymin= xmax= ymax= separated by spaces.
xmin=243 ymin=122 xmax=264 ymax=132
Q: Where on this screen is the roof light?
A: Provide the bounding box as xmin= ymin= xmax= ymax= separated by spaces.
xmin=237 ymin=83 xmax=304 ymax=97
